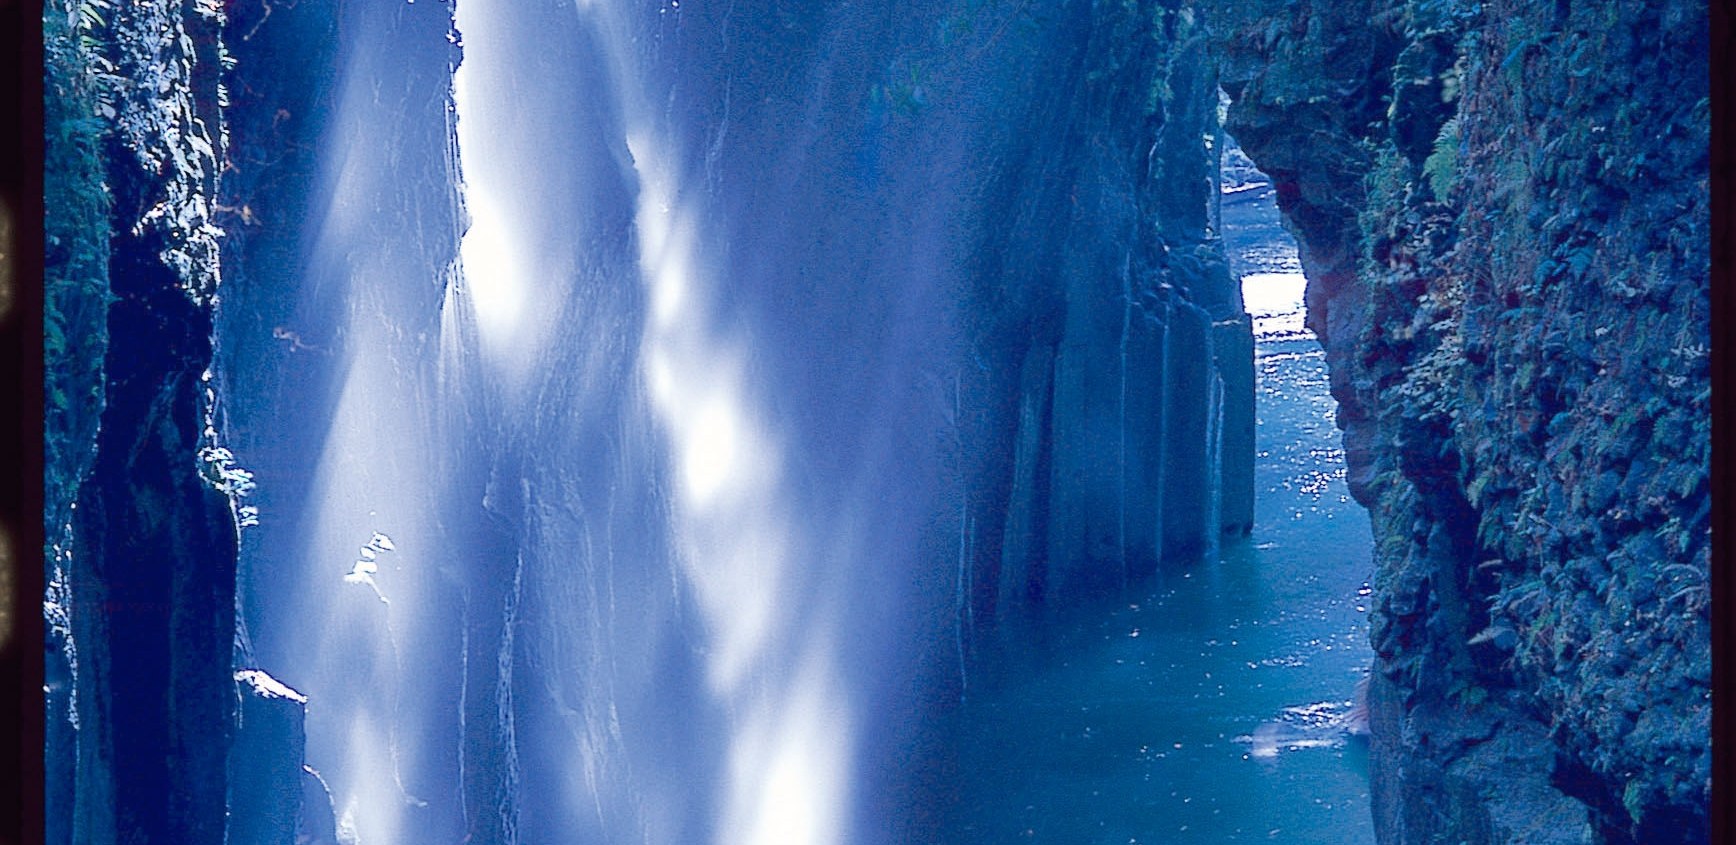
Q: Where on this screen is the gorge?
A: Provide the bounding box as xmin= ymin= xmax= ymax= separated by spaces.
xmin=41 ymin=1 xmax=1711 ymax=844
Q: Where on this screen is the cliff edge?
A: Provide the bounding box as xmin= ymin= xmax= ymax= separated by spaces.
xmin=1211 ymin=1 xmax=1709 ymax=842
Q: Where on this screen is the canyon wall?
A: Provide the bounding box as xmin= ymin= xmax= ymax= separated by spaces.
xmin=44 ymin=2 xmax=246 ymax=843
xmin=43 ymin=1 xmax=1713 ymax=843
xmin=1211 ymin=1 xmax=1710 ymax=842
xmin=951 ymin=0 xmax=1255 ymax=622
xmin=48 ymin=2 xmax=1254 ymax=843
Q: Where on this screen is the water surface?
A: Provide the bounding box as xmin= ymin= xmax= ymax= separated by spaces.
xmin=939 ymin=184 xmax=1376 ymax=844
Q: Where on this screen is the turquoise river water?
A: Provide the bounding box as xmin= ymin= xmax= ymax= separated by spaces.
xmin=940 ymin=184 xmax=1378 ymax=844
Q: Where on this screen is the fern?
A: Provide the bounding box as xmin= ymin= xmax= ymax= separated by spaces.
xmin=1423 ymin=116 xmax=1461 ymax=202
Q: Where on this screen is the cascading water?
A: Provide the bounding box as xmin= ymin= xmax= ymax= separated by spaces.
xmin=63 ymin=1 xmax=1257 ymax=843
xmin=217 ymin=3 xmax=974 ymax=842
xmin=43 ymin=1 xmax=1714 ymax=843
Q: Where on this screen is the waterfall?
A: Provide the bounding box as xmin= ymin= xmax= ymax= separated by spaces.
xmin=1205 ymin=369 xmax=1226 ymax=562
xmin=1118 ymin=251 xmax=1133 ymax=586
xmin=955 ymin=491 xmax=970 ymax=702
xmin=180 ymin=3 xmax=1255 ymax=844
xmin=1154 ymin=299 xmax=1174 ymax=559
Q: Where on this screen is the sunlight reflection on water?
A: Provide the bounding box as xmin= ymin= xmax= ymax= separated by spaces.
xmin=1242 ymin=272 xmax=1313 ymax=341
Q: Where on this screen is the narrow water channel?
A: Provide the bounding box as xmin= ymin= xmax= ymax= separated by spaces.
xmin=940 ymin=183 xmax=1378 ymax=844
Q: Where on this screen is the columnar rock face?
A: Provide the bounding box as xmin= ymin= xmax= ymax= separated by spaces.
xmin=48 ymin=3 xmax=243 ymax=844
xmin=46 ymin=1 xmax=1708 ymax=842
xmin=1213 ymin=317 xmax=1257 ymax=536
xmin=42 ymin=1 xmax=1293 ymax=841
xmin=227 ymin=670 xmax=308 ymax=845
xmin=203 ymin=2 xmax=1259 ymax=840
xmin=1212 ymin=1 xmax=1710 ymax=842
xmin=967 ymin=2 xmax=1256 ymax=618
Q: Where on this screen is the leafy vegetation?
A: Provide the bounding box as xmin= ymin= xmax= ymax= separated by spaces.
xmin=44 ymin=0 xmax=115 ymax=532
xmin=1422 ymin=115 xmax=1460 ymax=202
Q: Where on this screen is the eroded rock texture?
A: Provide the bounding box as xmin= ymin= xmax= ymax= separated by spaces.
xmin=1212 ymin=1 xmax=1709 ymax=842
xmin=47 ymin=2 xmax=244 ymax=844
xmin=42 ymin=1 xmax=1707 ymax=842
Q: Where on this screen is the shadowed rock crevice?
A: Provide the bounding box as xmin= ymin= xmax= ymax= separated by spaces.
xmin=49 ymin=3 xmax=242 ymax=844
xmin=1210 ymin=1 xmax=1709 ymax=842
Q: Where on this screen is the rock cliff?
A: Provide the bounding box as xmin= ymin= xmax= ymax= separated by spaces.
xmin=45 ymin=2 xmax=246 ymax=844
xmin=41 ymin=1 xmax=1709 ymax=842
xmin=956 ymin=0 xmax=1256 ymax=621
xmin=1211 ymin=0 xmax=1710 ymax=841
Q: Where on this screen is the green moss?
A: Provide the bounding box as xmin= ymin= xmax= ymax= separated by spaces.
xmin=880 ymin=61 xmax=930 ymax=117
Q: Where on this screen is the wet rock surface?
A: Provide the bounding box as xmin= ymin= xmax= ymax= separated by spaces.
xmin=42 ymin=1 xmax=1706 ymax=842
xmin=227 ymin=670 xmax=308 ymax=845
xmin=47 ymin=3 xmax=243 ymax=844
xmin=1211 ymin=0 xmax=1709 ymax=842
xmin=953 ymin=1 xmax=1256 ymax=618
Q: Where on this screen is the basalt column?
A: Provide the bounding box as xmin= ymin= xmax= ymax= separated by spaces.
xmin=986 ymin=2 xmax=1255 ymax=613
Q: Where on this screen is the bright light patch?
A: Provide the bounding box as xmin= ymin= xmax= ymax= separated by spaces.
xmin=236 ymin=669 xmax=308 ymax=704
xmin=723 ymin=661 xmax=853 ymax=845
xmin=619 ymin=38 xmax=854 ymax=845
xmin=650 ymin=251 xmax=689 ymax=329
xmin=697 ymin=530 xmax=787 ymax=692
xmin=338 ymin=716 xmax=405 ymax=845
xmin=683 ymin=400 xmax=741 ymax=506
xmin=628 ymin=132 xmax=667 ymax=247
xmin=450 ymin=2 xmax=539 ymax=372
xmin=630 ymin=130 xmax=692 ymax=332
xmin=1241 ymin=272 xmax=1312 ymax=341
xmin=455 ymin=187 xmax=527 ymax=343
xmin=1240 ymin=272 xmax=1307 ymax=318
xmin=646 ymin=349 xmax=676 ymax=405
